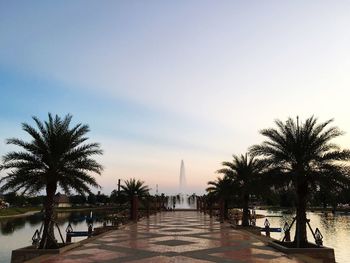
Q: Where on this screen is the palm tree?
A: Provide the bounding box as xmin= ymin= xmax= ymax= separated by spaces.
xmin=0 ymin=114 xmax=103 ymax=249
xmin=250 ymin=116 xmax=350 ymax=247
xmin=206 ymin=175 xmax=234 ymax=219
xmin=120 ymin=178 xmax=150 ymax=218
xmin=217 ymin=154 xmax=264 ymax=226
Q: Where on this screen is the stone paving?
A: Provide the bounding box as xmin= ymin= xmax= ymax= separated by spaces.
xmin=42 ymin=211 xmax=303 ymax=263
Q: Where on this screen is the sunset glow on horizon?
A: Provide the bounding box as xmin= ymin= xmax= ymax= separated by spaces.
xmin=2 ymin=1 xmax=350 ymax=195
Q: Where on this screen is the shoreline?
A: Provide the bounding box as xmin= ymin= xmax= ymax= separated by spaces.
xmin=0 ymin=210 xmax=41 ymax=219
xmin=256 ymin=206 xmax=350 ymax=213
xmin=2 ymin=205 xmax=349 ymax=219
xmin=0 ymin=206 xmax=122 ymax=219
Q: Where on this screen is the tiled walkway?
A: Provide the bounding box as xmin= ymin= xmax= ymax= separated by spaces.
xmin=43 ymin=211 xmax=302 ymax=262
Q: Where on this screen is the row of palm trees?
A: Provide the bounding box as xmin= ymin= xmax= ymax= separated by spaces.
xmin=206 ymin=116 xmax=350 ymax=248
xmin=207 ymin=153 xmax=263 ymax=226
xmin=1 ymin=113 xmax=349 ymax=249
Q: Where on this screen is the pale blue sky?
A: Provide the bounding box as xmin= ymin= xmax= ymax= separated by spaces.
xmin=1 ymin=1 xmax=350 ymax=194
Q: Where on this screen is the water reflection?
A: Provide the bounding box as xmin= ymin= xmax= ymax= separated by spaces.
xmin=0 ymin=210 xmax=115 ymax=263
xmin=0 ymin=217 xmax=26 ymax=235
xmin=256 ymin=209 xmax=350 ymax=263
xmin=27 ymin=213 xmax=43 ymax=226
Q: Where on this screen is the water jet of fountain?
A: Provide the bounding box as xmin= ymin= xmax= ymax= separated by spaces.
xmin=167 ymin=160 xmax=196 ymax=210
xmin=179 ymin=160 xmax=186 ymax=194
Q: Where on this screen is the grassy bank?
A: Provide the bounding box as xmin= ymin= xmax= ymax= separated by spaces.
xmin=309 ymin=207 xmax=350 ymax=213
xmin=256 ymin=206 xmax=350 ymax=213
xmin=55 ymin=206 xmax=122 ymax=212
xmin=0 ymin=207 xmax=41 ymax=217
xmin=0 ymin=205 xmax=125 ymax=217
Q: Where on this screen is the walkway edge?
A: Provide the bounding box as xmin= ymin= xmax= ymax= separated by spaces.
xmin=23 ymin=221 xmax=138 ymax=263
xmin=234 ymin=227 xmax=313 ymax=263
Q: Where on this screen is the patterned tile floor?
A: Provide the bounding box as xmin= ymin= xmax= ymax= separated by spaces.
xmin=42 ymin=211 xmax=303 ymax=262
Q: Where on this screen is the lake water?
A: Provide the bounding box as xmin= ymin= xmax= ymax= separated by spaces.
xmin=0 ymin=209 xmax=115 ymax=263
xmin=0 ymin=209 xmax=349 ymax=263
xmin=255 ymin=209 xmax=350 ymax=263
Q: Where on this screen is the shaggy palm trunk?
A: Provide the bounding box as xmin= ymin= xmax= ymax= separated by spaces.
xmin=219 ymin=198 xmax=225 ymax=222
xmin=294 ymin=180 xmax=308 ymax=247
xmin=39 ymin=184 xmax=58 ymax=249
xmin=241 ymin=193 xmax=250 ymax=226
xmin=209 ymin=202 xmax=213 ymax=217
xmin=224 ymin=200 xmax=229 ymax=219
xmin=130 ymin=197 xmax=134 ymax=219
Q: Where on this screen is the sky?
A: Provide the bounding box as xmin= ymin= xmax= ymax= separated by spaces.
xmin=1 ymin=1 xmax=350 ymax=195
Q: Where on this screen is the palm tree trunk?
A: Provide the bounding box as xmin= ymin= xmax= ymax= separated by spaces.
xmin=130 ymin=197 xmax=133 ymax=219
xmin=39 ymin=183 xmax=58 ymax=249
xmin=294 ymin=181 xmax=308 ymax=247
xmin=224 ymin=200 xmax=229 ymax=219
xmin=242 ymin=193 xmax=250 ymax=226
xmin=219 ymin=198 xmax=225 ymax=222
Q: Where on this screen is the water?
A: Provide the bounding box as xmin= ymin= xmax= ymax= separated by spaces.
xmin=179 ymin=160 xmax=186 ymax=194
xmin=255 ymin=209 xmax=350 ymax=263
xmin=177 ymin=159 xmax=190 ymax=209
xmin=0 ymin=209 xmax=115 ymax=263
xmin=167 ymin=194 xmax=197 ymax=210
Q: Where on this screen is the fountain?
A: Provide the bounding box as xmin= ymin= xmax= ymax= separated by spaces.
xmin=167 ymin=160 xmax=196 ymax=209
xmin=179 ymin=160 xmax=186 ymax=195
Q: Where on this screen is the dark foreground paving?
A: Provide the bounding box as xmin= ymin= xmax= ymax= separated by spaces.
xmin=43 ymin=211 xmax=302 ymax=263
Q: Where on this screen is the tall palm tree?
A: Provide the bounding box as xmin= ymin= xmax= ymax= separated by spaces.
xmin=120 ymin=178 xmax=150 ymax=218
xmin=217 ymin=153 xmax=264 ymax=226
xmin=0 ymin=114 xmax=103 ymax=249
xmin=250 ymin=116 xmax=350 ymax=247
xmin=206 ymin=175 xmax=234 ymax=219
